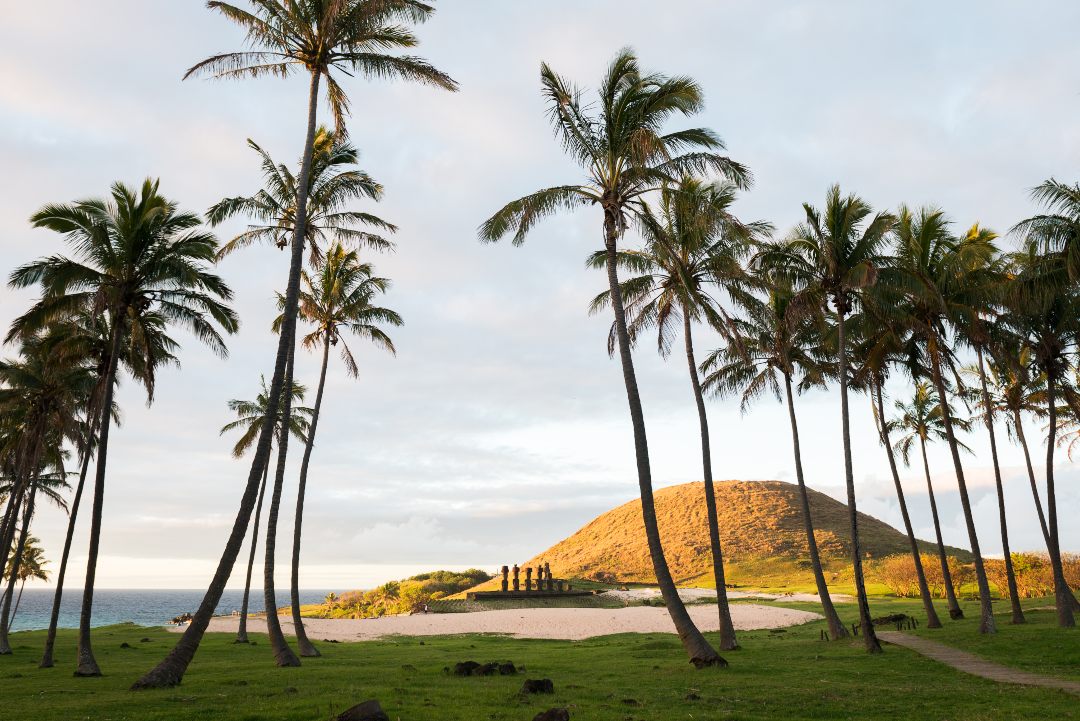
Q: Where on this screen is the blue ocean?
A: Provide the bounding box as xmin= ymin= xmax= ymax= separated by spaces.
xmin=8 ymin=588 xmax=332 ymax=633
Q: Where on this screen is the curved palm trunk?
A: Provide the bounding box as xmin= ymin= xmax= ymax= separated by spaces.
xmin=1014 ymin=407 xmax=1080 ymax=612
xmin=682 ymin=315 xmax=737 ymax=651
xmin=133 ymin=70 xmax=322 ymax=689
xmin=871 ymin=380 xmax=942 ymax=628
xmin=40 ymin=420 xmax=97 ymax=667
xmin=75 ymin=318 xmax=125 ymax=676
xmin=783 ymin=373 xmax=849 ymax=639
xmin=236 ymin=459 xmax=271 ymax=644
xmin=1044 ymin=366 xmax=1076 ymax=628
xmin=928 ymin=343 xmax=995 ymax=634
xmin=289 ymin=333 xmax=331 ymax=657
xmin=0 ymin=486 xmax=26 ymax=609
xmin=975 ymin=349 xmax=1024 ymax=623
xmin=835 ymin=311 xmax=880 ymax=652
xmin=263 ymin=345 xmax=302 ymax=666
xmin=603 ymin=212 xmax=723 ymax=667
xmin=918 ymin=435 xmax=963 ymax=618
xmin=10 ymin=580 xmax=26 ymax=628
xmin=0 ymin=487 xmax=36 ymax=653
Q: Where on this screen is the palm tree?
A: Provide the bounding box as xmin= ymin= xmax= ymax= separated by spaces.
xmin=888 ymin=205 xmax=999 ymax=634
xmin=137 ymin=2 xmax=453 ymax=687
xmin=1012 ymin=179 xmax=1080 ymax=280
xmin=891 ymin=382 xmax=969 ymax=619
xmin=208 ymin=127 xmax=395 ymax=266
xmin=479 ymin=49 xmax=750 ymax=667
xmin=757 ymin=185 xmax=894 ymax=652
xmin=700 ymin=276 xmax=851 ymax=641
xmin=6 ymin=536 xmax=49 ymax=628
xmin=219 ymin=377 xmax=312 ymax=644
xmin=589 ymin=178 xmax=767 ymax=651
xmin=1001 ymin=243 xmax=1078 ymax=627
xmin=850 ymin=301 xmax=944 ymax=629
xmin=8 ymin=179 xmax=237 ymax=675
xmin=38 ymin=312 xmax=164 ymax=669
xmin=282 ymin=244 xmax=401 ymax=656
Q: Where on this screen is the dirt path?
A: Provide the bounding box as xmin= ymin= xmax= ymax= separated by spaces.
xmin=878 ymin=631 xmax=1080 ymax=696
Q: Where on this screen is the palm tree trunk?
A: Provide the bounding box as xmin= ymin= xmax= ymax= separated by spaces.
xmin=602 ymin=210 xmax=723 ymax=667
xmin=919 ymin=435 xmax=963 ymax=618
xmin=975 ymin=348 xmax=1024 ymax=624
xmin=835 ymin=310 xmax=881 ymax=652
xmin=40 ymin=414 xmax=98 ymax=668
xmin=1014 ymin=407 xmax=1080 ymax=612
xmin=928 ymin=342 xmax=996 ymax=634
xmin=682 ymin=314 xmax=737 ymax=651
xmin=871 ymin=379 xmax=942 ymax=628
xmin=75 ymin=317 xmax=125 ymax=676
xmin=0 ymin=485 xmax=26 ymax=607
xmin=1044 ymin=365 xmax=1076 ymax=628
xmin=133 ymin=69 xmax=322 ymax=689
xmin=0 ymin=486 xmax=36 ymax=652
xmin=236 ymin=458 xmax=271 ymax=644
xmin=289 ymin=333 xmax=331 ymax=658
xmin=10 ymin=579 xmax=26 ymax=628
xmin=783 ymin=373 xmax=849 ymax=639
xmin=263 ymin=345 xmax=302 ymax=666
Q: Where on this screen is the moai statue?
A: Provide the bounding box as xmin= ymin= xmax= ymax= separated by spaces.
xmin=512 ymin=564 xmax=520 ymax=592
xmin=525 ymin=567 xmax=533 ymax=592
xmin=500 ymin=566 xmax=509 ymax=592
xmin=557 ymin=580 xmax=566 ymax=593
xmin=544 ymin=562 xmax=554 ymax=592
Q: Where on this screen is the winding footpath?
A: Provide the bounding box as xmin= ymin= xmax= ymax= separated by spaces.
xmin=878 ymin=631 xmax=1080 ymax=696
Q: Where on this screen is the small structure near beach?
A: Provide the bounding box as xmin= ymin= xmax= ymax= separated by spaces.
xmin=466 ymin=562 xmax=593 ymax=600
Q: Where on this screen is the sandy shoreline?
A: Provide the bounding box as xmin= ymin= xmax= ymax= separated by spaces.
xmin=176 ymin=602 xmax=822 ymax=642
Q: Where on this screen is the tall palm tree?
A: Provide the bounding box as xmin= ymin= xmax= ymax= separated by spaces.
xmin=138 ymin=2 xmax=453 ymax=686
xmin=589 ymin=178 xmax=767 ymax=651
xmin=891 ymin=382 xmax=969 ymax=618
xmin=8 ymin=179 xmax=237 ymax=675
xmin=700 ymin=277 xmax=851 ymax=641
xmin=219 ymin=377 xmax=312 ymax=644
xmin=887 ymin=205 xmax=999 ymax=634
xmin=281 ymin=244 xmax=401 ymax=656
xmin=6 ymin=535 xmax=49 ymax=628
xmin=1002 ymin=243 xmax=1078 ymax=627
xmin=1012 ymin=179 xmax=1080 ymax=280
xmin=479 ymin=49 xmax=750 ymax=667
xmin=38 ymin=312 xmax=165 ymax=669
xmin=850 ymin=302 xmax=944 ymax=629
xmin=757 ymin=185 xmax=894 ymax=652
xmin=208 ymin=127 xmax=396 ymax=266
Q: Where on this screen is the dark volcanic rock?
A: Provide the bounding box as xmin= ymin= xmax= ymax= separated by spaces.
xmin=521 ymin=678 xmax=554 ymax=694
xmin=498 ymin=662 xmax=517 ymax=675
xmin=533 ymin=709 xmax=570 ymax=721
xmin=336 ymin=700 xmax=389 ymax=721
xmin=453 ymin=661 xmax=481 ymax=676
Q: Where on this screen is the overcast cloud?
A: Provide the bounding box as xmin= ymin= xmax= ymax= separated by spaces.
xmin=2 ymin=1 xmax=1078 ymax=590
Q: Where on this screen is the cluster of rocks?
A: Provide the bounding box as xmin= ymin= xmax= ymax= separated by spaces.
xmin=452 ymin=660 xmax=518 ymax=676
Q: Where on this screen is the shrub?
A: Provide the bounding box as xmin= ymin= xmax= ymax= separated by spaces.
xmin=871 ymin=553 xmax=973 ymax=599
xmin=321 ymin=569 xmax=493 ymax=619
xmin=985 ymin=552 xmax=1080 ymax=599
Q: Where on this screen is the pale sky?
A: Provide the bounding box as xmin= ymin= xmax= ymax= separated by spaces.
xmin=2 ymin=1 xmax=1078 ymax=590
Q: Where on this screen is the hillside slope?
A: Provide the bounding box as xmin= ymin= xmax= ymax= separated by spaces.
xmin=520 ymin=480 xmax=970 ymax=585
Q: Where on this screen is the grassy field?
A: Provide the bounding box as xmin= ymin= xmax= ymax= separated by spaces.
xmin=1 ymin=597 xmax=1077 ymax=720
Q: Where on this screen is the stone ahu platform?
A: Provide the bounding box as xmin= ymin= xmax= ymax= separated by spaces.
xmin=466 ymin=562 xmax=593 ymax=600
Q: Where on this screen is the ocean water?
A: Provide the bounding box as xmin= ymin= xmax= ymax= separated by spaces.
xmin=8 ymin=588 xmax=332 ymax=633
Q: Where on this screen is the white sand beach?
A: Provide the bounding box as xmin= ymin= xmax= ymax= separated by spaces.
xmin=179 ymin=602 xmax=822 ymax=642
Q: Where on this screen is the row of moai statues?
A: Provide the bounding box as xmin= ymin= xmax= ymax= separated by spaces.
xmin=500 ymin=562 xmax=567 ymax=592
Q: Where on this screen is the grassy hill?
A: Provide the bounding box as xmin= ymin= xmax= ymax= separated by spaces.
xmin=498 ymin=480 xmax=970 ymax=590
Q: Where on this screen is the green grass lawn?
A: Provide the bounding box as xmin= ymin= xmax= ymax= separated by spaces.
xmin=2 ymin=598 xmax=1077 ymax=721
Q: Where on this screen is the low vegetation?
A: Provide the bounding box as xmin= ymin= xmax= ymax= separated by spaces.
xmin=871 ymin=552 xmax=1080 ymax=600
xmin=314 ymin=570 xmax=492 ymax=619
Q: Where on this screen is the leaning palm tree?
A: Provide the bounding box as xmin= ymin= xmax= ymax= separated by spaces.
xmin=849 ymin=299 xmax=944 ymax=629
xmin=589 ymin=178 xmax=767 ymax=651
xmin=8 ymin=179 xmax=237 ymax=675
xmin=756 ymin=185 xmax=894 ymax=652
xmin=6 ymin=536 xmax=49 ymax=628
xmin=280 ymin=244 xmax=401 ymax=656
xmin=479 ymin=49 xmax=750 ymax=667
xmin=136 ymin=2 xmax=454 ymax=687
xmin=220 ymin=377 xmax=312 ymax=644
xmin=1001 ymin=243 xmax=1079 ymax=628
xmin=888 ymin=206 xmax=999 ymax=634
xmin=891 ymin=382 xmax=970 ymax=619
xmin=700 ymin=276 xmax=851 ymax=641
